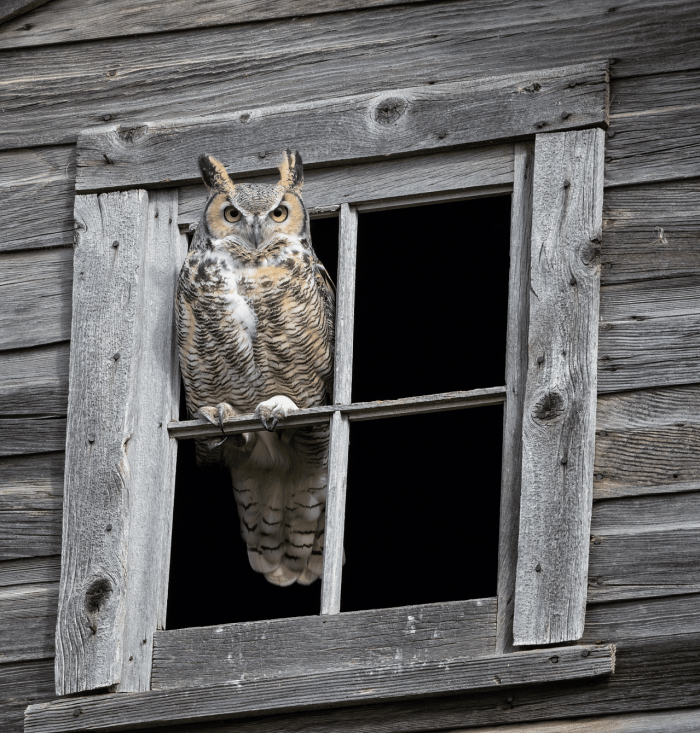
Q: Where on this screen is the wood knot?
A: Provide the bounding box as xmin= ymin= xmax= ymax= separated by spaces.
xmin=85 ymin=578 xmax=113 ymax=615
xmin=374 ymin=96 xmax=407 ymax=125
xmin=532 ymin=391 xmax=565 ymax=423
xmin=117 ymin=124 xmax=149 ymax=143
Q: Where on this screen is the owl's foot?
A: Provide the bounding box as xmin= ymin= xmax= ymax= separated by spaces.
xmin=197 ymin=402 xmax=238 ymax=433
xmin=255 ymin=395 xmax=299 ymax=432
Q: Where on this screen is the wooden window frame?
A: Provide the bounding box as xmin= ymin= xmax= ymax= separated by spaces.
xmin=28 ymin=61 xmax=612 ymax=733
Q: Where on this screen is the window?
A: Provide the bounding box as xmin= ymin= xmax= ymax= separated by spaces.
xmin=30 ymin=61 xmax=614 ymax=733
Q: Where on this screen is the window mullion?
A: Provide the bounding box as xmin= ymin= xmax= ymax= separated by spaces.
xmin=320 ymin=203 xmax=358 ymax=615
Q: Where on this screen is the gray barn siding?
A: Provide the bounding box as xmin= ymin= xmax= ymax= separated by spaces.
xmin=0 ymin=0 xmax=699 ymax=730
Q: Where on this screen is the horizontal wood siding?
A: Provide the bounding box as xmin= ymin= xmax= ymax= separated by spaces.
xmin=0 ymin=248 xmax=72 ymax=350
xmin=2 ymin=1 xmax=700 ymax=732
xmin=78 ymin=596 xmax=700 ymax=732
xmin=0 ymin=1 xmax=698 ymax=150
xmin=0 ymin=581 xmax=57 ymax=663
xmin=0 ymin=146 xmax=74 ymax=252
xmin=594 ymin=385 xmax=700 ymax=500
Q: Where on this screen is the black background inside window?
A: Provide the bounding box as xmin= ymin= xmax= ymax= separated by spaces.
xmin=167 ymin=197 xmax=510 ymax=629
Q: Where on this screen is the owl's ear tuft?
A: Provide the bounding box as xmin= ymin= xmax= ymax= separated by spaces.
xmin=278 ymin=149 xmax=303 ymax=193
xmin=198 ymin=154 xmax=235 ymax=193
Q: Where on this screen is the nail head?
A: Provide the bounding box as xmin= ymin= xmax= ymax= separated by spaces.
xmin=88 ymin=434 xmax=96 ymax=443
xmin=535 ymin=563 xmax=542 ymax=572
xmin=259 ymin=151 xmax=266 ymax=158
xmin=561 ymin=111 xmax=571 ymax=120
xmin=113 ymin=352 xmax=120 ymax=361
xmin=581 ymin=649 xmax=590 ymax=657
xmin=550 ymin=655 xmax=559 ymax=663
xmin=560 ymin=457 xmax=568 ymax=465
xmin=103 ymin=114 xmax=111 ymax=121
xmin=537 ymin=355 xmax=545 ymax=364
xmin=106 ymin=523 xmax=112 ymax=531
xmin=112 ymin=240 xmax=119 ymax=248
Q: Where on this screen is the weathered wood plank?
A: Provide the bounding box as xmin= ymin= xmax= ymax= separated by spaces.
xmin=178 ymin=145 xmax=514 ymax=227
xmin=56 ymin=189 xmax=184 ymax=695
xmin=0 ymin=0 xmax=51 ymax=25
xmin=0 ymin=418 xmax=66 ymax=457
xmin=321 ymin=203 xmax=357 ymax=616
xmin=0 ymin=0 xmax=430 ymax=49
xmin=153 ymin=598 xmax=496 ymax=691
xmin=606 ymin=68 xmax=700 ymax=188
xmin=168 ymin=388 xmax=508 ymax=440
xmin=105 ymin=631 xmax=700 ymax=733
xmin=117 ymin=189 xmax=184 ymax=692
xmin=594 ymin=385 xmax=700 ymax=500
xmin=0 ymin=248 xmax=72 ymax=351
xmin=0 ymin=556 xmax=61 ymax=586
xmin=514 ymin=129 xmax=604 ymax=645
xmin=447 ymin=708 xmax=700 ymax=733
xmin=0 ymin=452 xmax=63 ymax=560
xmin=0 ymin=146 xmax=74 ymax=252
xmin=601 ymin=180 xmax=700 ymax=285
xmin=588 ymin=525 xmax=700 ymax=601
xmin=0 ymin=343 xmax=69 ymax=417
xmin=56 ymin=190 xmax=150 ymax=694
xmin=25 ymin=645 xmax=615 ymax=733
xmin=76 ymin=62 xmax=606 ymax=192
xmin=4 ymin=0 xmax=698 ymax=151
xmin=591 ymin=490 xmax=700 ymax=533
xmin=598 ymin=312 xmax=700 ymax=393
xmin=0 ymin=659 xmax=55 ymax=733
xmin=0 ymin=581 xmax=58 ymax=663
xmin=497 ymin=142 xmax=533 ymax=654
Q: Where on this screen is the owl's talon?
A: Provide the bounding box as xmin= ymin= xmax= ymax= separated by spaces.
xmin=262 ymin=416 xmax=279 ymax=432
xmin=217 ymin=404 xmax=228 ymax=433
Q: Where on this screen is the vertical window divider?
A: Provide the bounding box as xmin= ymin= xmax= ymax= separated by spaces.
xmin=320 ymin=203 xmax=358 ymax=615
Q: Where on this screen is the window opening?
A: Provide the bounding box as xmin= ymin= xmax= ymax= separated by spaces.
xmin=167 ymin=197 xmax=509 ymax=627
xmin=342 ymin=198 xmax=510 ymax=611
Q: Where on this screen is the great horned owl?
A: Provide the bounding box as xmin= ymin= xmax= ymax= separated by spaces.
xmin=176 ymin=150 xmax=335 ymax=586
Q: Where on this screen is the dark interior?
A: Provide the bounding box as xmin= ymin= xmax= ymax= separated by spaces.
xmin=166 ymin=196 xmax=511 ymax=629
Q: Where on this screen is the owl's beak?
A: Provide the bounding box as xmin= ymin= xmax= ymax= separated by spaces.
xmin=250 ymin=217 xmax=263 ymax=249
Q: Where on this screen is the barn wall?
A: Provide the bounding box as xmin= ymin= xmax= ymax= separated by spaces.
xmin=1 ymin=0 xmax=699 ymax=730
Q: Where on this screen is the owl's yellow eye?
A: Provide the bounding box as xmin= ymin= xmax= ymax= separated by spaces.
xmin=270 ymin=206 xmax=288 ymax=223
xmin=224 ymin=206 xmax=241 ymax=223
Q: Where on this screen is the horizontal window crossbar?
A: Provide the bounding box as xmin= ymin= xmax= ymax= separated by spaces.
xmin=168 ymin=387 xmax=507 ymax=440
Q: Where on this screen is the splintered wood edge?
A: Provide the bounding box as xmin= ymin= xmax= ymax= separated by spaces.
xmin=25 ymin=645 xmax=615 ymax=733
xmin=167 ymin=387 xmax=508 ymax=439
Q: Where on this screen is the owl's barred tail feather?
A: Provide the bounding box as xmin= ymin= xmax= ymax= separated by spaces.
xmin=227 ymin=430 xmax=327 ymax=586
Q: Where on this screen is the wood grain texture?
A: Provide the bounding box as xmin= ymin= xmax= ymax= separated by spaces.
xmin=0 ymin=146 xmax=75 ymax=253
xmin=0 ymin=248 xmax=72 ymax=351
xmin=56 ymin=189 xmax=184 ymax=695
xmin=0 ymin=580 xmax=57 ymax=663
xmin=152 ymin=598 xmax=496 ymax=691
xmin=0 ymin=0 xmax=428 ymax=49
xmin=594 ymin=384 xmax=700 ymax=500
xmin=514 ymin=129 xmax=604 ymax=646
xmin=446 ymin=708 xmax=700 ymax=733
xmin=75 ymin=62 xmax=606 ymax=192
xmin=25 ymin=645 xmax=615 ymax=733
xmin=588 ymin=525 xmax=700 ymax=602
xmin=321 ymin=203 xmax=357 ymax=616
xmin=56 ymin=190 xmax=150 ymax=695
xmin=497 ymin=142 xmax=533 ymax=654
xmin=0 ymin=418 xmax=66 ymax=457
xmin=169 ymin=388 xmax=508 ymax=440
xmin=0 ymin=0 xmax=51 ymax=25
xmin=0 ymin=555 xmax=60 ymax=586
xmin=74 ymin=625 xmax=700 ymax=733
xmin=117 ymin=189 xmax=184 ymax=692
xmin=588 ymin=492 xmax=700 ymax=601
xmin=598 ymin=276 xmax=700 ymax=392
xmin=606 ymin=69 xmax=700 ymax=188
xmin=0 ymin=659 xmax=55 ymax=733
xmin=601 ymin=180 xmax=700 ymax=285
xmin=3 ymin=0 xmax=698 ymax=151
xmin=178 ymin=145 xmax=514 ymax=227
xmin=0 ymin=343 xmax=69 ymax=417
xmin=0 ymin=452 xmax=63 ymax=560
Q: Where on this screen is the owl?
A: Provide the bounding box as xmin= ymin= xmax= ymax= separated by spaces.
xmin=176 ymin=150 xmax=335 ymax=586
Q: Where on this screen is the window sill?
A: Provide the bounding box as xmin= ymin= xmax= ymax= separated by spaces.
xmin=26 ymin=644 xmax=614 ymax=733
